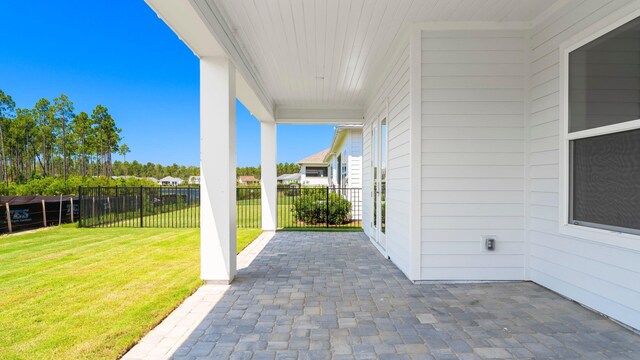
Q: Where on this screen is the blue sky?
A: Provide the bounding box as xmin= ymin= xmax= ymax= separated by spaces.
xmin=0 ymin=0 xmax=334 ymax=167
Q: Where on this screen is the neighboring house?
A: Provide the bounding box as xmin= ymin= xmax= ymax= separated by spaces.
xmin=146 ymin=177 xmax=158 ymax=184
xmin=188 ymin=176 xmax=200 ymax=185
xmin=150 ymin=0 xmax=640 ymax=331
xmin=325 ymin=125 xmax=362 ymax=189
xmin=325 ymin=125 xmax=363 ymax=221
xmin=276 ymin=173 xmax=300 ymax=185
xmin=237 ymin=175 xmax=259 ymax=185
xmin=297 ymin=149 xmax=330 ymax=186
xmin=158 ymin=176 xmax=184 ymax=186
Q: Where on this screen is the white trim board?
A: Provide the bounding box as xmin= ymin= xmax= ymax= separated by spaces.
xmin=409 ymin=28 xmax=422 ymax=282
xmin=275 ymin=107 xmax=364 ymax=125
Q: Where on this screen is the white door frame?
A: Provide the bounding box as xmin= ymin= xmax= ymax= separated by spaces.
xmin=371 ymin=102 xmax=389 ymax=253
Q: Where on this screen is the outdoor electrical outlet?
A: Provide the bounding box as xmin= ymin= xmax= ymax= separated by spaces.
xmin=481 ymin=235 xmax=497 ymax=251
xmin=486 ymin=238 xmax=495 ymax=251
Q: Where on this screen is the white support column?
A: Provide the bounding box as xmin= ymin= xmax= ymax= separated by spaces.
xmin=200 ymin=57 xmax=237 ymax=283
xmin=260 ymin=121 xmax=277 ymax=231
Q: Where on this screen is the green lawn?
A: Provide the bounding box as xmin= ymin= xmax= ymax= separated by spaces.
xmin=237 ymin=228 xmax=262 ymax=253
xmin=0 ymin=225 xmax=261 ymax=360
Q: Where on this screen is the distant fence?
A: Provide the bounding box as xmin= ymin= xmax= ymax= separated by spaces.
xmin=237 ymin=186 xmax=362 ymax=229
xmin=0 ymin=195 xmax=79 ymax=234
xmin=78 ymin=186 xmax=362 ymax=230
xmin=78 ymin=187 xmax=200 ymax=228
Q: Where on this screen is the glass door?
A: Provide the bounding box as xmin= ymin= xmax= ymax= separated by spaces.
xmin=371 ymin=116 xmax=387 ymax=250
xmin=378 ymin=118 xmax=387 ymax=249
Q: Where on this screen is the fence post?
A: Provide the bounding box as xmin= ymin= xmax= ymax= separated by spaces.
xmin=139 ymin=186 xmax=144 ymax=228
xmin=5 ymin=202 xmax=12 ymax=233
xmin=115 ymin=186 xmax=119 ymax=221
xmin=58 ymin=194 xmax=63 ymax=226
xmin=70 ymin=197 xmax=74 ymax=223
xmin=78 ymin=187 xmax=81 ymax=227
xmin=42 ymin=199 xmax=47 ymax=227
xmin=326 ymin=187 xmax=329 ymax=228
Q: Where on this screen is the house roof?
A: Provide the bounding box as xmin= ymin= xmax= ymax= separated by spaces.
xmin=160 ymin=176 xmax=183 ymax=182
xmin=298 ymin=149 xmax=330 ymax=165
xmin=238 ymin=175 xmax=259 ymax=182
xmin=325 ymin=125 xmax=363 ymax=162
xmin=277 ymin=173 xmax=301 ymax=181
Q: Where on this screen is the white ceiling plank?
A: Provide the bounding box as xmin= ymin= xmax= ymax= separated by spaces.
xmin=315 ymin=0 xmax=327 ymax=107
xmin=332 ymin=0 xmax=365 ymax=107
xmin=208 ymin=0 xmax=559 ymax=112
xmin=321 ymin=0 xmax=339 ymax=105
xmin=343 ymin=0 xmax=390 ymax=106
xmin=327 ymin=0 xmax=352 ymax=107
xmin=246 ymin=0 xmax=290 ymax=100
xmin=291 ymin=0 xmax=312 ymax=105
xmin=277 ymin=0 xmax=305 ymax=105
xmin=348 ymin=0 xmax=413 ymax=105
xmin=302 ymin=0 xmax=317 ymax=107
xmin=229 ymin=1 xmax=280 ymax=101
xmin=262 ymin=0 xmax=298 ymax=100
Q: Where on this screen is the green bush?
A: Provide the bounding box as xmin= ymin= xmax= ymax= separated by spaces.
xmin=292 ymin=191 xmax=352 ymax=225
xmin=237 ymin=186 xmax=261 ymax=201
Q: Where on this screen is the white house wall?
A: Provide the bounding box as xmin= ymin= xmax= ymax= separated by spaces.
xmin=326 ymin=130 xmax=363 ymax=189
xmin=363 ymin=41 xmax=412 ymax=277
xmin=347 ymin=131 xmax=363 ymax=189
xmin=420 ymin=29 xmax=527 ymax=280
xmin=526 ymin=0 xmax=640 ymax=330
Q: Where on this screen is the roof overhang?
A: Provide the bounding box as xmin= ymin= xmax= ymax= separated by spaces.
xmin=275 ymin=108 xmax=364 ymax=125
xmin=324 ymin=125 xmax=363 ymax=162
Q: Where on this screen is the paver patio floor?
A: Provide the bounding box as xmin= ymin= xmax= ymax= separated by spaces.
xmin=124 ymin=231 xmax=640 ymax=359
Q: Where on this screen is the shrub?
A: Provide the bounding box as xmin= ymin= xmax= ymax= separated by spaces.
xmin=292 ymin=191 xmax=352 ymax=225
xmin=237 ymin=186 xmax=261 ymax=201
xmin=0 ymin=176 xmax=159 ymax=196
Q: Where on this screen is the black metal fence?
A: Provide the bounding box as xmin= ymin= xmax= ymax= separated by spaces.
xmin=79 ymin=186 xmax=362 ymax=230
xmin=237 ymin=186 xmax=362 ymax=229
xmin=78 ymin=187 xmax=200 ymax=228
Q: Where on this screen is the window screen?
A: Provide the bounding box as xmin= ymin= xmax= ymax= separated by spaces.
xmin=569 ymin=16 xmax=640 ymax=133
xmin=570 ymin=129 xmax=640 ymax=234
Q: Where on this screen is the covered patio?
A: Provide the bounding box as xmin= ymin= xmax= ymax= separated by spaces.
xmin=124 ymin=232 xmax=639 ymax=359
xmin=145 ymin=0 xmax=640 ymax=346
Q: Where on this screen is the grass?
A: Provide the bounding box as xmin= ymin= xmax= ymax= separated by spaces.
xmin=83 ymin=206 xmax=200 ymax=228
xmin=237 ymin=228 xmax=263 ymax=252
xmin=0 ymin=224 xmax=262 ymax=360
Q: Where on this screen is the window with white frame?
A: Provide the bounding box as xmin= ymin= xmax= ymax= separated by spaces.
xmin=566 ymin=15 xmax=640 ymax=235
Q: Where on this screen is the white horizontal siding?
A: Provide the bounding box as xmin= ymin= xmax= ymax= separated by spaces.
xmin=363 ymin=40 xmax=412 ymax=277
xmin=348 ymin=130 xmax=363 ymax=189
xmin=526 ymin=0 xmax=640 ymax=330
xmin=421 ymin=29 xmax=526 ymax=281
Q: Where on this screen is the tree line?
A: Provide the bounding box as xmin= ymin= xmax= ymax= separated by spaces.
xmin=111 ymin=160 xmax=199 ymax=180
xmin=0 ymin=88 xmax=303 ymax=192
xmin=236 ymin=162 xmax=300 ymax=180
xmin=0 ymin=89 xmax=125 ymax=184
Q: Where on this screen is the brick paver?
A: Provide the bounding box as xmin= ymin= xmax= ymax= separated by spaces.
xmin=124 ymin=231 xmax=640 ymax=359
